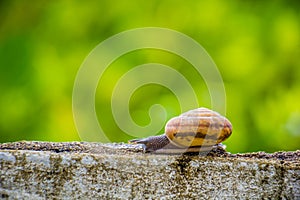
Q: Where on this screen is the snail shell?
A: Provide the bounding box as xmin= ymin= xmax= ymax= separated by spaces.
xmin=129 ymin=107 xmax=232 ymax=154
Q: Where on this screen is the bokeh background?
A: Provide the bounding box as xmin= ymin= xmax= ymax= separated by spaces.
xmin=0 ymin=0 xmax=299 ymax=153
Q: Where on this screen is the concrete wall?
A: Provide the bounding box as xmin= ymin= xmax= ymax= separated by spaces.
xmin=0 ymin=142 xmax=299 ymax=199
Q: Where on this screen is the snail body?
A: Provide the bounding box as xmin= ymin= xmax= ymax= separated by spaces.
xmin=129 ymin=107 xmax=232 ymax=154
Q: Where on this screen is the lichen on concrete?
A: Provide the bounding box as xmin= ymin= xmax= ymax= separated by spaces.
xmin=0 ymin=141 xmax=299 ymax=199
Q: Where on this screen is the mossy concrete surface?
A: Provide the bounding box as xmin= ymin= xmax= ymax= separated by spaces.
xmin=0 ymin=141 xmax=299 ymax=199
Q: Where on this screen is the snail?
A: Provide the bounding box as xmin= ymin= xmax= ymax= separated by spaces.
xmin=129 ymin=107 xmax=232 ymax=154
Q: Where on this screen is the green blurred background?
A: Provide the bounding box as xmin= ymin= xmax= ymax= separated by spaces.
xmin=0 ymin=0 xmax=299 ymax=153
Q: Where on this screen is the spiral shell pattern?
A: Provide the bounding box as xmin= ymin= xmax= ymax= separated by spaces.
xmin=165 ymin=107 xmax=232 ymax=147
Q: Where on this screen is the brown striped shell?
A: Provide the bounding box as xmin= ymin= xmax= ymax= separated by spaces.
xmin=165 ymin=107 xmax=232 ymax=147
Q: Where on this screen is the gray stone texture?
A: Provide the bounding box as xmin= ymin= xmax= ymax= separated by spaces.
xmin=0 ymin=141 xmax=299 ymax=199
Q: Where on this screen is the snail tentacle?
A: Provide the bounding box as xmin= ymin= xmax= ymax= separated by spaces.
xmin=129 ymin=135 xmax=170 ymax=152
